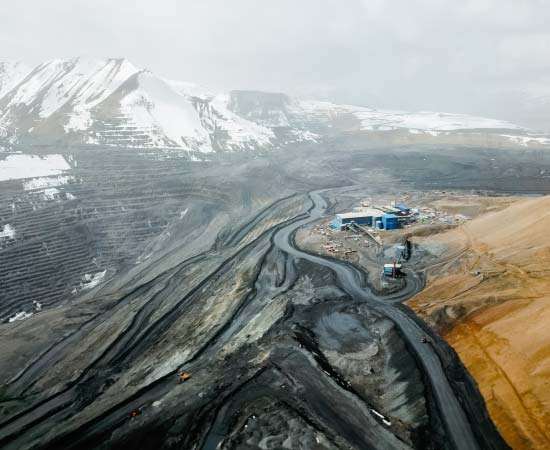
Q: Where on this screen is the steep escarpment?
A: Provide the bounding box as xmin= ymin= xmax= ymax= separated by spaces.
xmin=408 ymin=195 xmax=550 ymax=450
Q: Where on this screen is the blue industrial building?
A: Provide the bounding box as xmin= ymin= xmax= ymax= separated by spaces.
xmin=382 ymin=214 xmax=399 ymax=230
xmin=330 ymin=209 xmax=384 ymax=231
xmin=330 ymin=209 xmax=403 ymax=231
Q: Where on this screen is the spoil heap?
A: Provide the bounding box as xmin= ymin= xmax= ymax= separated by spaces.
xmin=409 ymin=195 xmax=550 ymax=450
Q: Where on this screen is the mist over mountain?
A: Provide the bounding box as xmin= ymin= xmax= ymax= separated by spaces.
xmin=2 ymin=57 xmax=548 ymax=154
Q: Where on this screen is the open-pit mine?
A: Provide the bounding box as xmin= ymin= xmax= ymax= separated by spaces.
xmin=5 ymin=0 xmax=550 ymax=438
xmin=2 ymin=139 xmax=550 ymax=450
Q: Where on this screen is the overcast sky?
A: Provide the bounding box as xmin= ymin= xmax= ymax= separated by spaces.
xmin=1 ymin=0 xmax=549 ymax=129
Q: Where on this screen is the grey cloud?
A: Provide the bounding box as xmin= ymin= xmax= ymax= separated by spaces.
xmin=0 ymin=0 xmax=548 ymax=129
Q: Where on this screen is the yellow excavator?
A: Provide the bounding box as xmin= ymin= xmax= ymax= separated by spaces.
xmin=178 ymin=372 xmax=191 ymax=383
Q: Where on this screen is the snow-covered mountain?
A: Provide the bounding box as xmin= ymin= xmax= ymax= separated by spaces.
xmin=0 ymin=58 xmax=213 ymax=151
xmin=0 ymin=57 xmax=546 ymax=153
xmin=168 ymin=83 xmax=277 ymax=152
xmin=0 ymin=61 xmax=31 ymax=99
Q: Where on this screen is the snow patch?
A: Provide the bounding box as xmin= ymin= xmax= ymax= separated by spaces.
xmin=120 ymin=72 xmax=212 ymax=152
xmin=82 ymin=270 xmax=106 ymax=290
xmin=0 ymin=224 xmax=16 ymax=239
xmin=64 ymin=107 xmax=92 ymax=132
xmin=207 ymin=94 xmax=275 ymax=150
xmin=352 ymin=109 xmax=521 ymax=132
xmin=297 ymin=100 xmax=522 ymax=132
xmin=8 ymin=311 xmax=33 ymax=323
xmin=23 ymin=175 xmax=74 ymax=190
xmin=42 ymin=187 xmax=60 ymax=200
xmin=37 ymin=58 xmax=140 ymax=119
xmin=297 ymin=130 xmax=319 ymax=142
xmin=0 ymin=154 xmax=70 ymax=181
xmin=0 ymin=61 xmax=31 ymax=98
xmin=502 ymin=134 xmax=550 ymax=147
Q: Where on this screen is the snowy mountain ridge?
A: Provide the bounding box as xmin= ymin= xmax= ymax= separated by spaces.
xmin=0 ymin=57 xmax=544 ymax=153
xmin=0 ymin=61 xmax=32 ymax=99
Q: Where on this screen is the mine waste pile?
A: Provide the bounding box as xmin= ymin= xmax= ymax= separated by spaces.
xmin=409 ymin=195 xmax=550 ymax=450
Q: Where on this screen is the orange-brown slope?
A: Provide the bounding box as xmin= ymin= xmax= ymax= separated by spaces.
xmin=408 ymin=195 xmax=550 ymax=450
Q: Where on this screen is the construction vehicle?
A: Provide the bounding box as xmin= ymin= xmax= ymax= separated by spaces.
xmin=383 ymin=236 xmax=411 ymax=278
xmin=178 ymin=372 xmax=191 ymax=383
xmin=383 ymin=263 xmax=402 ymax=278
xmin=130 ymin=407 xmax=143 ymax=418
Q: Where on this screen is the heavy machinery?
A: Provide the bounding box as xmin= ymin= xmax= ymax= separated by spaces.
xmin=383 ymin=263 xmax=402 ymax=278
xmin=383 ymin=236 xmax=411 ymax=278
xmin=178 ymin=372 xmax=191 ymax=383
xmin=130 ymin=407 xmax=143 ymax=418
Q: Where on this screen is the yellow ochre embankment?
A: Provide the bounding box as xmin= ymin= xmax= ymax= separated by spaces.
xmin=408 ymin=195 xmax=550 ymax=450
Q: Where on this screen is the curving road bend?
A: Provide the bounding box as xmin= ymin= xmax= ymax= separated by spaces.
xmin=273 ymin=190 xmax=480 ymax=450
xmin=0 ymin=188 xmax=483 ymax=450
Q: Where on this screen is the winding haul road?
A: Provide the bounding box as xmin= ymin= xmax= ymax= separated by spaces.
xmin=0 ymin=187 xmax=487 ymax=450
xmin=274 ymin=190 xmax=480 ymax=450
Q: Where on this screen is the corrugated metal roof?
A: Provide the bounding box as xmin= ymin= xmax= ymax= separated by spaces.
xmin=336 ymin=209 xmax=384 ymax=219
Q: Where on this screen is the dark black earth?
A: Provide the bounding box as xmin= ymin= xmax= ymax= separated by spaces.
xmin=3 ymin=139 xmax=550 ymax=450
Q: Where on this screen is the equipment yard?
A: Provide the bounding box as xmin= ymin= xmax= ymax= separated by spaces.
xmin=296 ymin=190 xmax=515 ymax=292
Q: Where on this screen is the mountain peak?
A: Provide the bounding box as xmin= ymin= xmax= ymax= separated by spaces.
xmin=0 ymin=56 xmax=545 ymax=153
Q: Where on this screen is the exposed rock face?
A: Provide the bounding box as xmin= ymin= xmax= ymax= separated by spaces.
xmin=312 ymin=305 xmax=429 ymax=443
